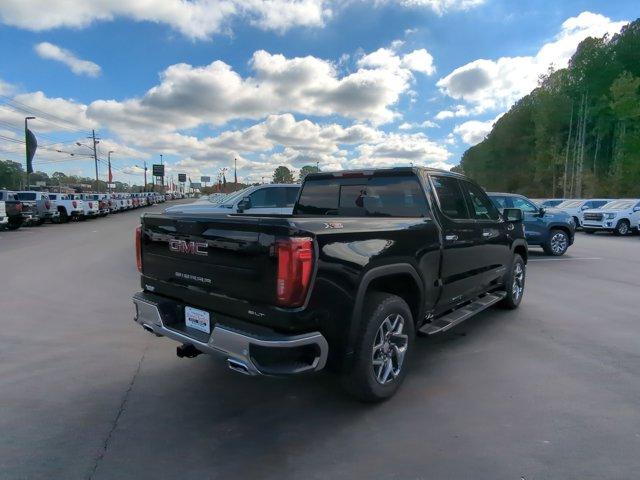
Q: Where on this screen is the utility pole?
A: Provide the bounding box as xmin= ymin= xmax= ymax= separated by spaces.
xmin=159 ymin=154 xmax=164 ymax=192
xmin=143 ymin=161 xmax=148 ymax=191
xmin=24 ymin=116 xmax=35 ymax=188
xmin=88 ymin=129 xmax=100 ymax=192
xmin=107 ymin=151 xmax=114 ymax=193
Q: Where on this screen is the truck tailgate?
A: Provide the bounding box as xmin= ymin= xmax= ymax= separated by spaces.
xmin=141 ymin=214 xmax=287 ymax=305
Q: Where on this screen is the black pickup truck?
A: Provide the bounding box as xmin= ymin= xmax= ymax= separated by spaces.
xmin=133 ymin=167 xmax=527 ymax=401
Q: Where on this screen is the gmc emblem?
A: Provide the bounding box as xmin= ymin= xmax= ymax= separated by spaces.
xmin=168 ymin=239 xmax=208 ymax=256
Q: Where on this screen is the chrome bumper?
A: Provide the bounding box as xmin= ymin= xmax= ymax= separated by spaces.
xmin=132 ymin=292 xmax=328 ymax=376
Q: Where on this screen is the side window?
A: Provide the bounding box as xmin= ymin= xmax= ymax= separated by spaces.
xmin=431 ymin=176 xmax=469 ymax=220
xmin=284 ymin=188 xmax=299 ymax=207
xmin=462 ymin=181 xmax=500 ymax=221
xmin=511 ymin=197 xmax=539 ymax=213
xmin=490 ymin=196 xmax=509 ymax=209
xmin=249 ymin=188 xmax=279 ymax=208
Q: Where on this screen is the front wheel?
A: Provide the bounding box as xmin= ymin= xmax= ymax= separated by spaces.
xmin=500 ymin=254 xmax=526 ymax=309
xmin=543 ymin=229 xmax=569 ymax=256
xmin=342 ymin=292 xmax=415 ymax=402
xmin=613 ymin=220 xmax=630 ymax=236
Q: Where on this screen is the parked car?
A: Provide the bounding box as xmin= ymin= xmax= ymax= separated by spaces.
xmin=84 ymin=194 xmax=110 ymax=217
xmin=70 ymin=194 xmax=100 ymax=219
xmin=489 ymin=192 xmax=575 ymax=256
xmin=0 ymin=190 xmax=24 ymax=230
xmin=47 ymin=193 xmax=84 ymax=222
xmin=556 ymin=199 xmax=612 ymax=229
xmin=15 ymin=191 xmax=59 ymax=225
xmin=582 ymin=199 xmax=640 ymax=235
xmin=537 ymin=199 xmax=566 ymax=208
xmin=165 ymin=184 xmax=300 ymax=215
xmin=133 ymin=167 xmax=528 ymax=401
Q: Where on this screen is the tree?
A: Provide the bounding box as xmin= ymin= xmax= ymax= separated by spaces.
xmin=298 ymin=165 xmax=320 ymax=181
xmin=0 ymin=160 xmax=24 ymax=189
xmin=272 ymin=166 xmax=294 ymax=184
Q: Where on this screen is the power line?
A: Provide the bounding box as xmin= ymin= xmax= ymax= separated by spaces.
xmin=0 ymin=95 xmax=92 ymax=135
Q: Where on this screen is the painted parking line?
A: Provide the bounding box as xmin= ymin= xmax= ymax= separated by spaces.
xmin=529 ymin=257 xmax=602 ymax=262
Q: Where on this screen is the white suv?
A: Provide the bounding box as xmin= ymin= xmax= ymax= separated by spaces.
xmin=556 ymin=199 xmax=612 ymax=229
xmin=582 ymin=199 xmax=640 ymax=235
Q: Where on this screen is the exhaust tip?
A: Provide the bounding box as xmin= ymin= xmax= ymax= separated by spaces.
xmin=227 ymin=358 xmax=252 ymax=375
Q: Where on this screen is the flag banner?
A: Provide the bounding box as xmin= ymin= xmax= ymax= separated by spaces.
xmin=26 ymin=128 xmax=37 ymax=174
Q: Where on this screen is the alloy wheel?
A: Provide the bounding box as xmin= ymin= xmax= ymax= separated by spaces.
xmin=550 ymin=232 xmax=568 ymax=254
xmin=512 ymin=262 xmax=525 ymax=302
xmin=371 ymin=314 xmax=408 ymax=385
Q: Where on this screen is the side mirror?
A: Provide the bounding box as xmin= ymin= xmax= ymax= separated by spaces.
xmin=503 ymin=208 xmax=523 ymax=222
xmin=581 ymin=205 xmax=589 ymax=210
xmin=633 ymin=206 xmax=640 ymax=212
xmin=537 ymin=207 xmax=546 ymax=217
xmin=237 ymin=197 xmax=251 ymax=213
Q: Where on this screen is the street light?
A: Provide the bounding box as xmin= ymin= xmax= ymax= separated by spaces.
xmin=25 ymin=116 xmax=35 ymax=188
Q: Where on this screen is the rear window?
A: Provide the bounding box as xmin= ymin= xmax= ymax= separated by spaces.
xmin=294 ymin=174 xmax=428 ymax=217
xmin=16 ymin=193 xmax=36 ymax=201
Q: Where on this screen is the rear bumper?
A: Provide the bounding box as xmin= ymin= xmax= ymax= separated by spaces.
xmin=132 ymin=291 xmax=328 ymax=376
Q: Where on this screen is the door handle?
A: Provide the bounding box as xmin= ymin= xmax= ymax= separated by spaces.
xmin=445 ymin=234 xmax=458 ymax=241
xmin=482 ymin=231 xmax=492 ymax=237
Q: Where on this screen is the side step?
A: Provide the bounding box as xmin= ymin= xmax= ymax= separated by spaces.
xmin=419 ymin=291 xmax=506 ymax=336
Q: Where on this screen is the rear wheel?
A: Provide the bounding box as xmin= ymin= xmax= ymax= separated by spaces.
xmin=500 ymin=254 xmax=526 ymax=309
xmin=543 ymin=229 xmax=569 ymax=256
xmin=614 ymin=219 xmax=630 ymax=236
xmin=7 ymin=218 xmax=22 ymax=230
xmin=342 ymin=292 xmax=414 ymax=402
xmin=59 ymin=209 xmax=70 ymax=223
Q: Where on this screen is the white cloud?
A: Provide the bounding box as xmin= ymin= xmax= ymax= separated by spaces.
xmin=434 ymin=104 xmax=471 ymax=120
xmin=0 ymin=91 xmax=96 ymax=133
xmin=401 ymin=48 xmax=435 ymax=75
xmin=89 ymin=48 xmax=420 ymax=132
xmin=354 ymin=132 xmax=451 ymax=168
xmin=35 ymin=42 xmax=101 ymax=77
xmin=437 ymin=11 xmax=628 ymax=112
xmin=0 ymin=0 xmax=331 ymax=40
xmin=453 ymin=113 xmax=503 ymax=145
xmin=435 ymin=110 xmax=454 ymax=120
xmin=387 ymin=0 xmax=485 ymax=15
xmin=399 ymin=120 xmax=438 ymax=130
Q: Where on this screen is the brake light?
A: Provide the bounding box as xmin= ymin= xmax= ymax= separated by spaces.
xmin=45 ymin=201 xmax=51 ymax=210
xmin=72 ymin=200 xmax=77 ymax=208
xmin=88 ymin=202 xmax=93 ymax=208
xmin=135 ymin=226 xmax=143 ymax=273
xmin=276 ymin=237 xmax=313 ymax=307
xmin=16 ymin=203 xmax=22 ymax=212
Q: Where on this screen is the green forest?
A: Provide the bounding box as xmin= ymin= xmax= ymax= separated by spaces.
xmin=459 ymin=19 xmax=640 ymax=198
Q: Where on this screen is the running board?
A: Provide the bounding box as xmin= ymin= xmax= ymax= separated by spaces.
xmin=419 ymin=291 xmax=506 ymax=335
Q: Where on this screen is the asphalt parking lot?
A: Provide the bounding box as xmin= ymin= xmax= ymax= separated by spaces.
xmin=1 ymin=206 xmax=639 ymax=480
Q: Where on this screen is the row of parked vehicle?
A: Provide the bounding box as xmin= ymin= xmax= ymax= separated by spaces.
xmin=534 ymin=197 xmax=640 ymax=236
xmin=0 ymin=190 xmax=182 ymax=230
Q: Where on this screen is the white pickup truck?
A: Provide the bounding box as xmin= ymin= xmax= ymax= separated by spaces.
xmin=70 ymin=193 xmax=100 ymax=219
xmin=582 ymin=199 xmax=640 ymax=235
xmin=556 ymin=199 xmax=612 ymax=229
xmin=0 ymin=201 xmax=7 ymax=228
xmin=48 ymin=193 xmax=85 ymax=222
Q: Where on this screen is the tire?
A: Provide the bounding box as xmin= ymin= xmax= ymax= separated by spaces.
xmin=543 ymin=229 xmax=569 ymax=256
xmin=7 ymin=218 xmax=22 ymax=230
xmin=34 ymin=218 xmax=45 ymax=226
xmin=342 ymin=292 xmax=415 ymax=402
xmin=59 ymin=209 xmax=70 ymax=223
xmin=499 ymin=254 xmax=526 ymax=310
xmin=613 ymin=219 xmax=630 ymax=236
xmin=584 ymin=229 xmax=596 ymax=234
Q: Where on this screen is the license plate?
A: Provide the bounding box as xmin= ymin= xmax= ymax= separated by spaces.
xmin=185 ymin=306 xmax=211 ymax=333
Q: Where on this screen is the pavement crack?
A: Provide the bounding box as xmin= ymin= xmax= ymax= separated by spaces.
xmin=87 ymin=346 xmax=148 ymax=480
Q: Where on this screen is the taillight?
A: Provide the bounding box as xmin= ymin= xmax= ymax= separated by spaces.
xmin=135 ymin=226 xmax=143 ymax=273
xmin=45 ymin=201 xmax=51 ymax=210
xmin=17 ymin=203 xmax=22 ymax=212
xmin=276 ymin=237 xmax=313 ymax=307
xmin=108 ymin=200 xmax=112 ymax=206
xmin=88 ymin=202 xmax=93 ymax=208
xmin=72 ymin=200 xmax=77 ymax=208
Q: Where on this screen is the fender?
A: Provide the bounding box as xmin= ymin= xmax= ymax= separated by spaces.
xmin=346 ymin=263 xmax=424 ymax=357
xmin=510 ymin=238 xmax=528 ymax=262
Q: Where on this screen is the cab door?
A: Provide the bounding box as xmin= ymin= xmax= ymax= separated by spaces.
xmin=243 ymin=187 xmax=283 ymax=214
xmin=460 ymin=180 xmax=510 ymax=288
xmin=511 ymin=196 xmax=545 ymax=244
xmin=429 ymin=175 xmax=484 ymax=310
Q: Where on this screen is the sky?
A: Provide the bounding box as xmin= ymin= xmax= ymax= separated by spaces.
xmin=0 ymin=0 xmax=636 ymax=186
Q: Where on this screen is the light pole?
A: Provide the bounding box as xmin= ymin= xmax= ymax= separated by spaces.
xmin=24 ymin=116 xmax=35 ymax=188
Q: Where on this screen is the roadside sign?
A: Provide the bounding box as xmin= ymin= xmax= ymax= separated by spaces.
xmin=200 ymin=176 xmax=210 ymax=183
xmin=190 ymin=182 xmax=202 ymax=188
xmin=178 ymin=173 xmax=187 ymax=182
xmin=152 ymin=164 xmax=165 ymax=177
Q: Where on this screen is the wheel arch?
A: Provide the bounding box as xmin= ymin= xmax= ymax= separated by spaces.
xmin=347 ymin=264 xmax=424 ymax=357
